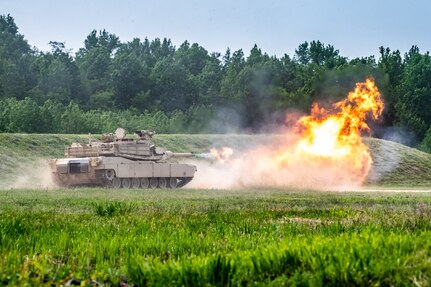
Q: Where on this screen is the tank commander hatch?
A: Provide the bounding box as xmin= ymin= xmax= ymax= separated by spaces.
xmin=135 ymin=130 xmax=155 ymax=139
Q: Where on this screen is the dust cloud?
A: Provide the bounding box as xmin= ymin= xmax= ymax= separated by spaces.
xmin=5 ymin=159 xmax=56 ymax=189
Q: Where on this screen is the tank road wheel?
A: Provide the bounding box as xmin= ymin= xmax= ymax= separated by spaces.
xmin=105 ymin=169 xmax=116 ymax=180
xmin=149 ymin=178 xmax=158 ymax=189
xmin=131 ymin=178 xmax=140 ymax=188
xmin=141 ymin=178 xmax=150 ymax=188
xmin=121 ymin=178 xmax=131 ymax=188
xmin=112 ymin=177 xmax=121 ymax=189
xmin=158 ymin=178 xmax=167 ymax=189
xmin=168 ymin=178 xmax=178 ymax=189
xmin=177 ymin=177 xmax=193 ymax=188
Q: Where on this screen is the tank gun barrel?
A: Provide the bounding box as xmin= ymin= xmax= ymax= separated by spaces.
xmin=163 ymin=151 xmax=196 ymax=160
xmin=171 ymin=152 xmax=195 ymax=157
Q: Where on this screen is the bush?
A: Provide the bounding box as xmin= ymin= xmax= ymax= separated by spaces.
xmin=0 ymin=99 xmax=215 ymax=134
xmin=92 ymin=201 xmax=137 ymax=217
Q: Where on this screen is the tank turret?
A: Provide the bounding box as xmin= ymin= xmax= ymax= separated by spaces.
xmin=65 ymin=128 xmax=195 ymax=162
xmin=49 ymin=128 xmax=197 ymax=188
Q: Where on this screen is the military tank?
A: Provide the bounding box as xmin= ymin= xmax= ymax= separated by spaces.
xmin=49 ymin=128 xmax=197 ymax=188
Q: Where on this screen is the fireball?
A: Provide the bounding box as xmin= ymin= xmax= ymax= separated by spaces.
xmin=274 ymin=78 xmax=383 ymax=186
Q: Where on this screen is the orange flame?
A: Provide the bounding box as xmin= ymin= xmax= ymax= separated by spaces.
xmin=275 ymin=78 xmax=383 ymax=185
xmin=210 ymin=147 xmax=234 ymax=162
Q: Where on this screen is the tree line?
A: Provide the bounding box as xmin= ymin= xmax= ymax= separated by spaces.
xmin=0 ymin=14 xmax=430 ymax=151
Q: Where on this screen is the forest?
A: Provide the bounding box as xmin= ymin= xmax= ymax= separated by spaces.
xmin=0 ymin=14 xmax=430 ymax=152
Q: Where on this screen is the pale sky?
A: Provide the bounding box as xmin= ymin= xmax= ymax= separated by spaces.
xmin=2 ymin=0 xmax=431 ymax=59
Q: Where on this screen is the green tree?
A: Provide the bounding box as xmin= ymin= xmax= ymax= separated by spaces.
xmin=295 ymin=40 xmax=347 ymax=68
xmin=220 ymin=49 xmax=245 ymax=101
xmin=75 ymin=30 xmax=120 ymax=107
xmin=396 ymin=46 xmax=431 ymax=140
xmin=34 ymin=42 xmax=84 ymax=105
xmin=150 ymin=57 xmax=197 ymax=112
xmin=275 ymin=54 xmax=308 ymax=110
xmin=0 ymin=14 xmax=37 ymax=100
xmin=197 ymin=53 xmax=223 ymax=105
xmin=175 ymin=41 xmax=210 ymax=76
xmin=239 ymin=55 xmax=284 ymax=129
xmin=112 ymin=52 xmax=148 ymax=109
xmin=293 ymin=41 xmax=349 ymax=110
xmin=149 ymin=38 xmax=175 ymax=60
xmin=378 ymin=47 xmax=404 ymax=126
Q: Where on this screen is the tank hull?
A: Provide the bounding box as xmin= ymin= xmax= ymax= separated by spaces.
xmin=50 ymin=156 xmax=196 ymax=188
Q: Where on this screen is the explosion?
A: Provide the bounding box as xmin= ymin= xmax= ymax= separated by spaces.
xmin=190 ymin=79 xmax=384 ymax=190
xmin=274 ymin=78 xmax=384 ymax=184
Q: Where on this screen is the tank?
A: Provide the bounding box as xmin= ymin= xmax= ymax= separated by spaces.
xmin=49 ymin=128 xmax=197 ymax=188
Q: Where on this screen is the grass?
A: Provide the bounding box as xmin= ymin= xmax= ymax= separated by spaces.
xmin=366 ymin=138 xmax=431 ymax=186
xmin=2 ymin=188 xmax=431 ymax=285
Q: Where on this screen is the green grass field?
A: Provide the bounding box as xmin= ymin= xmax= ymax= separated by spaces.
xmin=2 ymin=188 xmax=431 ymax=286
xmin=1 ymin=133 xmax=431 ymax=285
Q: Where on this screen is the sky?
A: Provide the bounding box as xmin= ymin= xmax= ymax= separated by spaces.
xmin=2 ymin=0 xmax=431 ymax=59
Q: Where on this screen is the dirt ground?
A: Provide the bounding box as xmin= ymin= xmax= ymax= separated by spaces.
xmin=354 ymin=187 xmax=431 ymax=193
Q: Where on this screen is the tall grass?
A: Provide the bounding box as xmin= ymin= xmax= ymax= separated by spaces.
xmin=1 ymin=188 xmax=431 ymax=285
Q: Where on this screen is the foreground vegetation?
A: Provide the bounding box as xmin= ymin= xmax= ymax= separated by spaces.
xmin=1 ymin=188 xmax=431 ymax=286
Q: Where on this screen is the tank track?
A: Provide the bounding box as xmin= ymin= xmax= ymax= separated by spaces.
xmin=52 ymin=171 xmax=193 ymax=189
xmin=104 ymin=177 xmax=193 ymax=189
